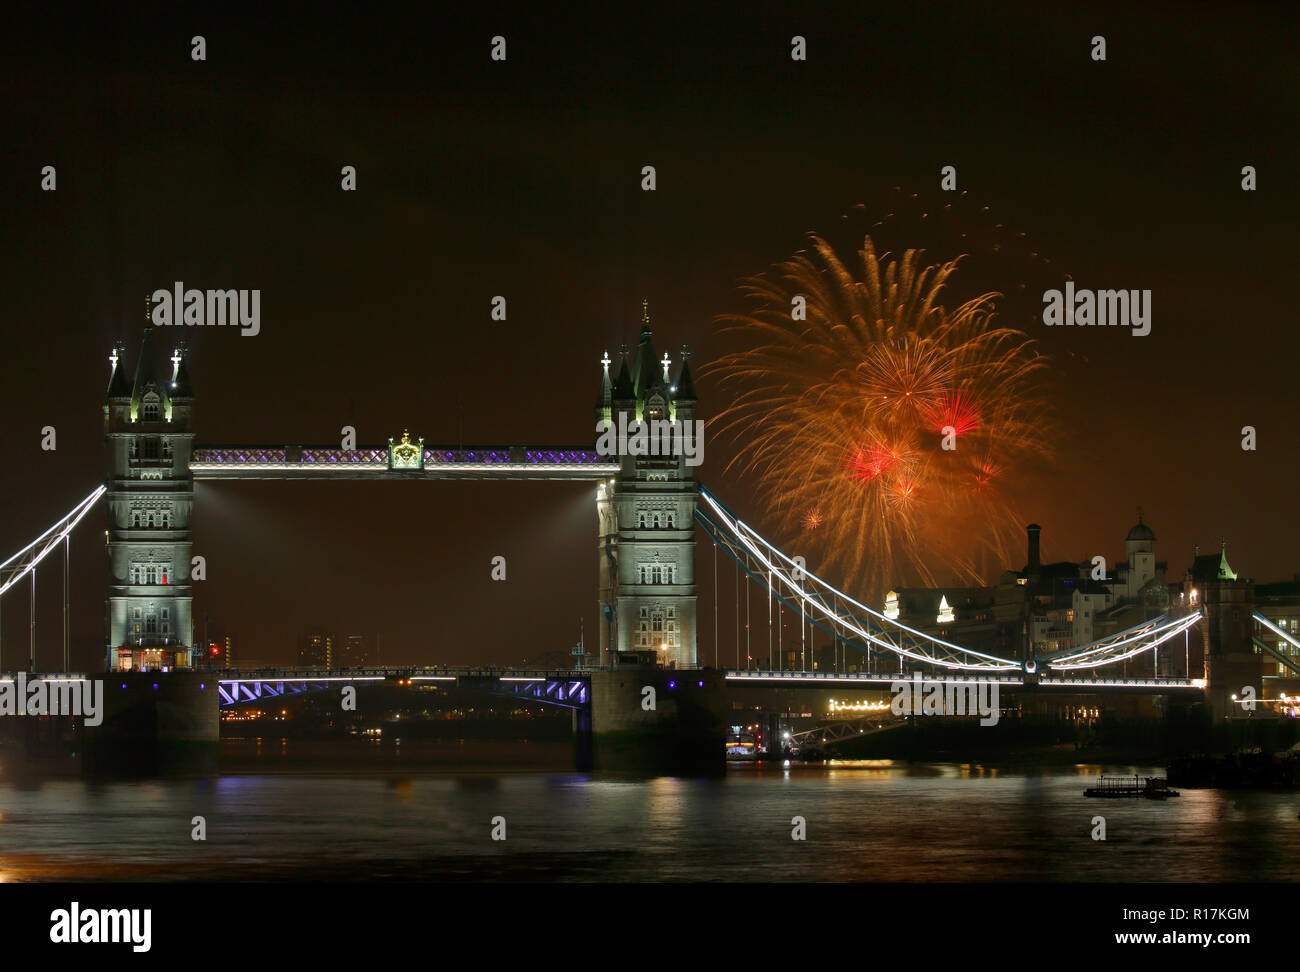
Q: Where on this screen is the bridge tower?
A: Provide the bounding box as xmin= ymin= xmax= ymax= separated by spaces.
xmin=1186 ymin=542 xmax=1263 ymax=722
xmin=103 ymin=327 xmax=197 ymax=671
xmin=595 ymin=302 xmax=700 ymax=668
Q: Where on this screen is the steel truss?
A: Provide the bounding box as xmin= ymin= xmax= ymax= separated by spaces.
xmin=696 ymin=486 xmax=1204 ymax=675
xmin=0 ymin=485 xmax=106 ymax=599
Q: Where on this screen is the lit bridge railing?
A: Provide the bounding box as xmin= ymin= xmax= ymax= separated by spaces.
xmin=190 ymin=446 xmax=618 ymax=480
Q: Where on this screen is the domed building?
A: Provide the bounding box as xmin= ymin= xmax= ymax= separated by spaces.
xmin=1114 ymin=511 xmax=1163 ymax=601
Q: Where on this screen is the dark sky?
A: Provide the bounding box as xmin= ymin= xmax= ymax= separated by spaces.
xmin=1 ymin=2 xmax=1295 ymax=669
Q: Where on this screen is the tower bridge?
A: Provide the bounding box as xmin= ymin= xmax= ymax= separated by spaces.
xmin=0 ymin=309 xmax=1284 ymax=772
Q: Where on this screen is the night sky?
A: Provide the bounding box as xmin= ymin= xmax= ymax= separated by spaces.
xmin=1 ymin=2 xmax=1295 ymax=669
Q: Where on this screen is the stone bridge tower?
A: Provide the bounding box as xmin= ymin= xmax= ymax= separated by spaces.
xmin=1186 ymin=542 xmax=1263 ymax=722
xmin=595 ymin=302 xmax=700 ymax=668
xmin=104 ymin=327 xmax=196 ymax=672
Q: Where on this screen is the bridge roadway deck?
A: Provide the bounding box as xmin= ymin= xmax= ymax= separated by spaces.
xmin=215 ymin=667 xmax=594 ymax=708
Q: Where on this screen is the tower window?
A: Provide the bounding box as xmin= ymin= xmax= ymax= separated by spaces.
xmin=130 ymin=562 xmax=171 ymax=585
xmin=637 ymin=563 xmax=676 ymax=585
xmin=141 ymin=402 xmax=160 ymax=421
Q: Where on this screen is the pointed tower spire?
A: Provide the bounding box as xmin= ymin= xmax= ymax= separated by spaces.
xmin=595 ymin=350 xmax=613 ymax=419
xmin=632 ymin=302 xmax=659 ymax=400
xmin=106 ymin=341 xmax=131 ymax=399
xmin=612 ymin=343 xmax=634 ymax=401
xmin=674 ymin=344 xmax=697 ymax=402
xmin=130 ymin=325 xmax=172 ymax=420
xmin=1217 ymin=540 xmax=1237 ymax=579
xmin=171 ymin=345 xmax=194 ymax=399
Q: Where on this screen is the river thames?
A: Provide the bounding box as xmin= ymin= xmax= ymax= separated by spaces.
xmin=0 ymin=741 xmax=1296 ymax=882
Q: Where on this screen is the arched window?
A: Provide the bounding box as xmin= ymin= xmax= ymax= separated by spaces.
xmin=141 ymin=401 xmax=160 ymax=421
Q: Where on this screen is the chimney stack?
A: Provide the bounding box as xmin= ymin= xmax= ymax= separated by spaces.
xmin=1027 ymin=524 xmax=1041 ymax=572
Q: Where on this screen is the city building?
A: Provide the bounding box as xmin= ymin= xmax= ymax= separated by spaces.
xmin=339 ymin=634 xmax=374 ymax=667
xmin=298 ymin=631 xmax=333 ymax=667
xmin=1252 ymin=575 xmax=1300 ymax=676
xmin=883 ymin=512 xmax=1176 ymax=670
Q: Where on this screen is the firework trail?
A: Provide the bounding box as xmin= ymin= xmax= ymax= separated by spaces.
xmin=706 ymin=234 xmax=1053 ymax=599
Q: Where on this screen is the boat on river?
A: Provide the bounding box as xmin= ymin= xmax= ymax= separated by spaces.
xmin=1084 ymin=774 xmax=1180 ymax=799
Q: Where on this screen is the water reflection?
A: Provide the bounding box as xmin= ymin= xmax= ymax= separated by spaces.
xmin=0 ymin=750 xmax=1295 ymax=882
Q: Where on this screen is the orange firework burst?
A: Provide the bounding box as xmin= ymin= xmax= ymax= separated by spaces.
xmin=706 ymin=234 xmax=1052 ymax=598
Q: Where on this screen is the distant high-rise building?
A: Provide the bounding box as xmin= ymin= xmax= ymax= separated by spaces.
xmin=224 ymin=635 xmax=234 ymax=668
xmin=298 ymin=631 xmax=333 ymax=667
xmin=340 ymin=634 xmax=374 ymax=667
